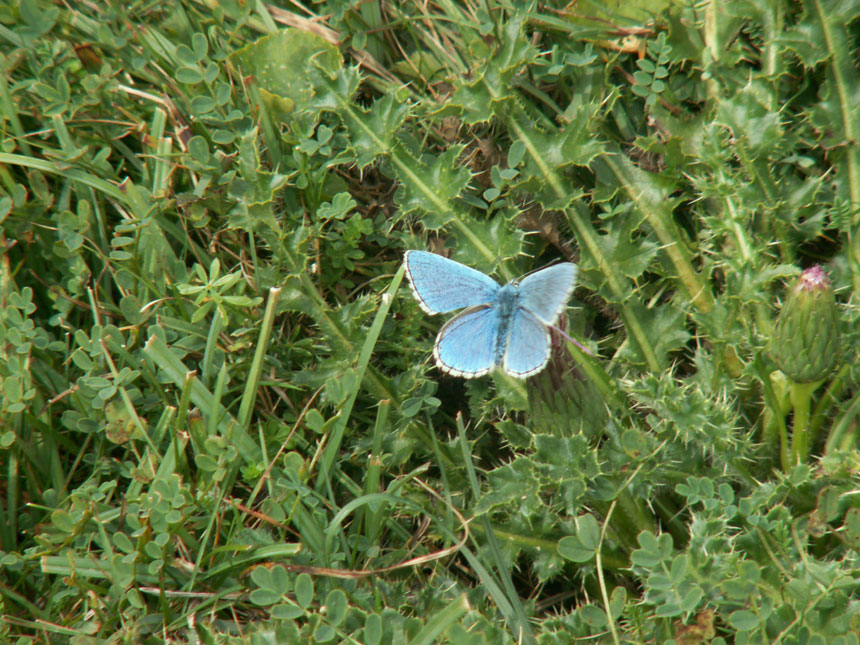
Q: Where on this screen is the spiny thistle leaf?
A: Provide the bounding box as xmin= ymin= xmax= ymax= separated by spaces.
xmin=393 ymin=145 xmax=472 ymax=225
xmin=342 ymin=92 xmax=412 ymax=168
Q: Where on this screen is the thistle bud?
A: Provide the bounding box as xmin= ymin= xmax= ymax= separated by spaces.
xmin=771 ymin=266 xmax=841 ymax=383
xmin=528 ymin=329 xmax=605 ymax=438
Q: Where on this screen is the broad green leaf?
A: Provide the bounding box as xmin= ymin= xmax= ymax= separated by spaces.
xmin=228 ymin=30 xmax=342 ymax=108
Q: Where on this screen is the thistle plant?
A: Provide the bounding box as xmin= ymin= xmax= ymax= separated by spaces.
xmin=771 ymin=266 xmax=841 ymax=384
xmin=770 ymin=266 xmax=844 ymax=465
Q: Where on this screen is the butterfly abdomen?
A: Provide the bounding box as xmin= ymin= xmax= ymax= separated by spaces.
xmin=493 ymin=285 xmax=520 ymax=366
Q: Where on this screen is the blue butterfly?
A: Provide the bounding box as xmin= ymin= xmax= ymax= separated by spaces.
xmin=404 ymin=250 xmax=578 ymax=379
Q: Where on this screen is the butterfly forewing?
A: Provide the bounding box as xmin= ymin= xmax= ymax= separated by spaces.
xmin=404 ymin=251 xmax=499 ymax=314
xmin=433 ymin=305 xmax=497 ymax=378
xmin=503 ymin=308 xmax=551 ymax=377
xmin=517 ymin=263 xmax=578 ymax=325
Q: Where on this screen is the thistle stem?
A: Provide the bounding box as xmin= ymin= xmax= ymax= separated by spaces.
xmin=789 ymin=381 xmax=818 ymax=464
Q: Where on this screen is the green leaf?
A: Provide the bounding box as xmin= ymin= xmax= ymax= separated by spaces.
xmin=557 ymin=536 xmax=594 ymax=563
xmin=393 ymin=145 xmax=472 ymax=227
xmin=228 ymin=30 xmax=342 ymax=109
xmin=615 ymin=303 xmax=690 ymax=368
xmin=249 ymin=588 xmax=281 ymax=606
xmin=680 ymin=586 xmax=704 ymax=613
xmin=507 ymin=141 xmax=526 ymax=167
xmin=313 ymin=622 xmax=336 ymax=642
xmin=119 ymin=295 xmax=145 ymax=325
xmin=71 ymin=348 xmax=94 ymax=371
xmin=325 ymin=589 xmax=347 ymax=626
xmin=450 ymin=79 xmax=493 ymax=125
xmin=631 ymin=531 xmax=671 ymax=568
xmin=576 ymin=513 xmax=601 ymax=550
xmin=176 ymin=67 xmax=203 ymax=84
xmin=343 ymin=93 xmax=411 ymax=168
xmin=295 ymin=573 xmax=314 ymax=609
xmin=364 ymin=614 xmax=382 ymax=645
xmin=579 ymin=604 xmax=607 ymax=627
xmin=272 ymin=603 xmax=304 ymax=619
xmin=729 ymin=609 xmax=760 ymax=632
xmin=271 ymin=564 xmax=290 ymax=595
xmin=588 ymin=215 xmax=659 ymax=282
xmin=520 ymin=119 xmax=604 ymax=173
xmin=51 ymin=509 xmax=77 ymax=534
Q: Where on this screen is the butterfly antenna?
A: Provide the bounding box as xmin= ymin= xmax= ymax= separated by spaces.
xmin=552 ymin=325 xmax=594 ymax=355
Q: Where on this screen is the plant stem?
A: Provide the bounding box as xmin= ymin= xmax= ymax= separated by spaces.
xmin=790 ymin=381 xmax=819 ymax=464
xmin=824 ymin=388 xmax=860 ymax=456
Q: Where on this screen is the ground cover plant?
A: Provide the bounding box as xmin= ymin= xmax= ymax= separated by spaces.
xmin=1 ymin=0 xmax=860 ymax=642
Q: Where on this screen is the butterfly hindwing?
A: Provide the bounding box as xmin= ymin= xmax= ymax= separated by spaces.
xmin=503 ymin=308 xmax=551 ymax=378
xmin=517 ymin=263 xmax=577 ymax=325
xmin=404 ymin=250 xmax=499 ymax=314
xmin=433 ymin=305 xmax=497 ymax=378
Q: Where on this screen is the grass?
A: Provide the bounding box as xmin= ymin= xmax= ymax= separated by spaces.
xmin=1 ymin=0 xmax=860 ymax=642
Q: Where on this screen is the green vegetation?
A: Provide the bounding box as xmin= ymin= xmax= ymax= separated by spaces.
xmin=2 ymin=1 xmax=860 ymax=642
